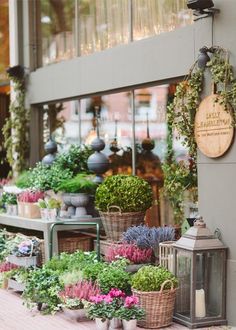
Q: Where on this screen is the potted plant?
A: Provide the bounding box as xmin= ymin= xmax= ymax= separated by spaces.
xmin=1 ymin=192 xmax=18 ymax=216
xmin=105 ymin=243 xmax=153 ymax=273
xmin=7 ymin=237 xmax=41 ymax=267
xmin=115 ymin=295 xmax=145 ymax=330
xmin=95 ymin=175 xmax=153 ymax=241
xmin=87 ymin=288 xmax=125 ymax=330
xmin=131 ymin=265 xmax=178 ymax=328
xmin=38 ymin=198 xmax=61 ymax=221
xmin=58 ymin=173 xmax=97 ymax=217
xmin=58 ymin=279 xmax=100 ymax=321
xmin=17 ymin=190 xmax=44 ymax=218
xmin=22 ymin=267 xmax=63 ymax=314
xmin=122 ymin=225 xmax=175 ymax=258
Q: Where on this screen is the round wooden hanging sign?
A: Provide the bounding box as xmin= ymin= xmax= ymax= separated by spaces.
xmin=194 ymin=94 xmax=234 ymax=158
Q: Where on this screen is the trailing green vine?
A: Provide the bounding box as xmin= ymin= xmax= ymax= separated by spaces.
xmin=2 ymin=66 xmax=29 ymax=176
xmin=163 ymin=46 xmax=236 ymax=224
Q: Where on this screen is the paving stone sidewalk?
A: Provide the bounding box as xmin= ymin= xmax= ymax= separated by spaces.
xmin=0 ymin=289 xmax=229 ymax=330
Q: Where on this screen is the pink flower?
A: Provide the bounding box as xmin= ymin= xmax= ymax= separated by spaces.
xmin=109 ymin=288 xmax=125 ymax=298
xmin=124 ymin=296 xmax=139 ymax=308
xmin=104 ymin=295 xmax=113 ymax=303
xmin=90 ymin=294 xmax=106 ymax=303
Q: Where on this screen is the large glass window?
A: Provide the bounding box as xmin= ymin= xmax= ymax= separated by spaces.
xmin=133 ymin=0 xmax=193 ymax=41
xmin=79 ymin=0 xmax=129 ymax=56
xmin=41 ymin=0 xmax=75 ymax=65
xmin=42 ymin=83 xmax=190 ymax=226
xmin=39 ymin=0 xmax=192 ymax=66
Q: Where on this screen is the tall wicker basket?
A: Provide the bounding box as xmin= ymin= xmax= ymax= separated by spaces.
xmin=132 ymin=280 xmax=177 ymax=329
xmin=99 ymin=206 xmax=145 ymax=241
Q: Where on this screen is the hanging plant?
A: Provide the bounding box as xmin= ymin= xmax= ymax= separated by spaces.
xmin=2 ymin=65 xmax=29 ymax=176
xmin=163 ymin=46 xmax=236 ymax=224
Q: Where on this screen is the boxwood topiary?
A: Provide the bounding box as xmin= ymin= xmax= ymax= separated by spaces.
xmin=95 ymin=175 xmax=153 ymax=212
xmin=131 ymin=265 xmax=178 ymax=292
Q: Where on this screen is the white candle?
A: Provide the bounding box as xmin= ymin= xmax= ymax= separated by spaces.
xmin=195 ymin=289 xmax=206 ymax=318
xmin=167 ymin=254 xmax=174 ymax=273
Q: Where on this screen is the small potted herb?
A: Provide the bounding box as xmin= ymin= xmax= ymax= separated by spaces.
xmin=38 ymin=198 xmax=61 ymax=221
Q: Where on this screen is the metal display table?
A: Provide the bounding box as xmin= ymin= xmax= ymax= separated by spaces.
xmin=0 ymin=214 xmax=101 ymax=261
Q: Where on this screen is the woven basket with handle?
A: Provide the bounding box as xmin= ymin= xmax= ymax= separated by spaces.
xmin=132 ymin=279 xmax=177 ymax=328
xmin=99 ymin=205 xmax=145 ymax=242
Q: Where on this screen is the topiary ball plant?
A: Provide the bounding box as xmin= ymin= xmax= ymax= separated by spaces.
xmin=95 ymin=175 xmax=153 ymax=213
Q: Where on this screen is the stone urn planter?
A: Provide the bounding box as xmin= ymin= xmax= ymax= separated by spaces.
xmin=71 ymin=193 xmax=90 ymax=217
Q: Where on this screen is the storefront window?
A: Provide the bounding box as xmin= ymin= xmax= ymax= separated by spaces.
xmin=79 ymin=0 xmax=129 ymax=56
xmin=41 ymin=0 xmax=75 ymax=65
xmin=133 ymin=0 xmax=193 ymax=41
xmin=39 ymin=0 xmax=192 ymax=66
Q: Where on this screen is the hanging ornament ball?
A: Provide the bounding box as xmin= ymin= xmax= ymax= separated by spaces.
xmin=44 ymin=139 xmax=57 ymax=154
xmin=141 ymin=137 xmax=155 ymax=151
xmin=87 ymin=151 xmax=109 ymax=174
xmin=42 ymin=153 xmax=56 ymax=166
xmin=91 ymin=137 xmax=105 ymax=151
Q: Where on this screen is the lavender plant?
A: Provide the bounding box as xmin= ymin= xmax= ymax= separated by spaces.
xmin=122 ymin=225 xmax=175 ymax=251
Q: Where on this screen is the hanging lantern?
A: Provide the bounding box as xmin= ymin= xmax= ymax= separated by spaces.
xmin=173 ymin=216 xmax=227 ymax=328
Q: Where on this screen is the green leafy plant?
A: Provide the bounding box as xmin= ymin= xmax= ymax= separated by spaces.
xmin=38 ymin=198 xmax=61 ymax=209
xmin=97 ymin=264 xmax=131 ymax=294
xmin=82 ymin=262 xmax=106 ymax=282
xmin=15 ymin=170 xmax=31 ymax=188
xmin=23 ymin=267 xmax=63 ymax=314
xmin=54 ymin=144 xmax=93 ymax=175
xmin=2 ymin=66 xmax=29 ymax=176
xmin=1 ymin=192 xmax=17 ymax=205
xmin=95 ymin=175 xmax=153 ymax=212
xmin=59 ymin=270 xmax=83 ymax=286
xmin=131 ymin=265 xmax=178 ymax=292
xmin=28 ymin=162 xmax=73 ymax=192
xmin=58 ymin=173 xmax=97 ymax=194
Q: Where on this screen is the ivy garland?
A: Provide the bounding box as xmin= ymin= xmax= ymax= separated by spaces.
xmin=163 ymin=46 xmax=236 ymax=224
xmin=2 ymin=66 xmax=29 ymax=176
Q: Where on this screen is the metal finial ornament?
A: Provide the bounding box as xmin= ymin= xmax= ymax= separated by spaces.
xmin=110 ymin=120 xmax=120 ymax=153
xmin=87 ymin=107 xmax=109 ymax=183
xmin=141 ymin=113 xmax=155 ymax=151
xmin=42 ymin=137 xmax=57 ymax=165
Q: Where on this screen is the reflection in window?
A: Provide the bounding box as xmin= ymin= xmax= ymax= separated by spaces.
xmin=41 ymin=0 xmax=75 ymax=65
xmin=133 ymin=0 xmax=193 ymax=41
xmin=79 ymin=0 xmax=129 ymax=56
xmin=39 ymin=0 xmax=192 ymax=65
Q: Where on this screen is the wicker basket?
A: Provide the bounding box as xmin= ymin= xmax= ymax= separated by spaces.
xmin=132 ymin=280 xmax=177 ymax=328
xmin=99 ymin=206 xmax=145 ymax=242
xmin=58 ymin=232 xmax=92 ymax=254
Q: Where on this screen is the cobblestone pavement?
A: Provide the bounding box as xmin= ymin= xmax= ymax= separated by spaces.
xmin=0 ymin=289 xmax=230 ymax=330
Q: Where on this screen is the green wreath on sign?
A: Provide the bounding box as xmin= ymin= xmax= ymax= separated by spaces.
xmin=162 ymin=46 xmax=236 ymax=224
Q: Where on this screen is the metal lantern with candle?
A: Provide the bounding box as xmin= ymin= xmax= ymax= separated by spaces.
xmin=173 ymin=216 xmax=227 ymax=329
